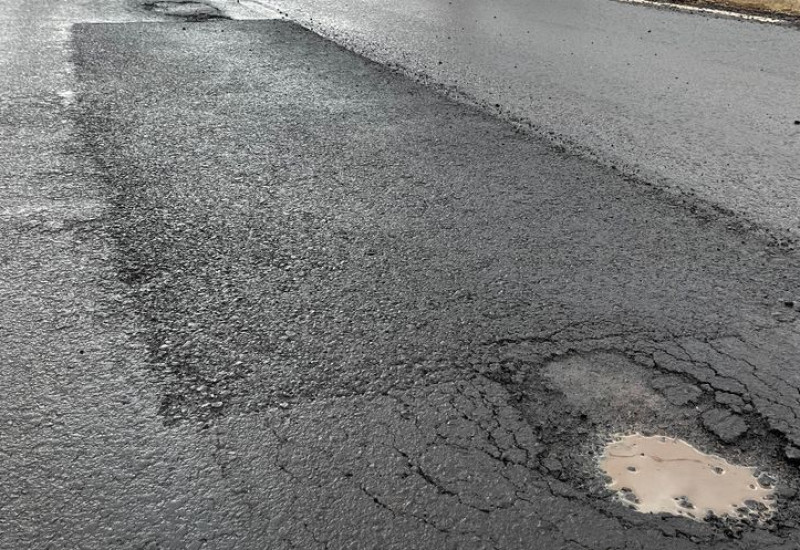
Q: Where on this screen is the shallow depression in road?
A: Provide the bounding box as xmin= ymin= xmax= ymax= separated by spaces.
xmin=600 ymin=434 xmax=775 ymax=522
xmin=141 ymin=0 xmax=225 ymax=19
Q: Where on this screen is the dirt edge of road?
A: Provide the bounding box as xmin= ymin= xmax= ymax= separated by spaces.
xmin=664 ymin=0 xmax=800 ymax=19
xmin=619 ymin=0 xmax=800 ymax=21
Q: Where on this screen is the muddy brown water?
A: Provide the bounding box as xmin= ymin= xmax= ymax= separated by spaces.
xmin=600 ymin=434 xmax=775 ymax=522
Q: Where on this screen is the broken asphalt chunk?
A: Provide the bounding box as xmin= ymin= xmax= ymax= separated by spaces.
xmin=701 ymin=409 xmax=748 ymax=443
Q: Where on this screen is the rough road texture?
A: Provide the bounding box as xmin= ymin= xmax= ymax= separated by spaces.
xmin=3 ymin=5 xmax=800 ymax=550
xmin=0 ymin=2 xmax=238 ymax=549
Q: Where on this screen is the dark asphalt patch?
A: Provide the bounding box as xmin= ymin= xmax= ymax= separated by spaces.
xmin=72 ymin=19 xmax=800 ymax=546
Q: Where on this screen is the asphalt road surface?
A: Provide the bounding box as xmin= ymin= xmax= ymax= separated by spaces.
xmin=2 ymin=1 xmax=800 ymax=549
xmin=253 ymin=0 xmax=800 ymax=237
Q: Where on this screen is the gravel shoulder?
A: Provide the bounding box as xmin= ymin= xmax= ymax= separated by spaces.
xmin=663 ymin=0 xmax=800 ymax=19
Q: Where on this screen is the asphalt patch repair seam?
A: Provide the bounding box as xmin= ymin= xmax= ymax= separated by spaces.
xmin=72 ymin=19 xmax=800 ymax=546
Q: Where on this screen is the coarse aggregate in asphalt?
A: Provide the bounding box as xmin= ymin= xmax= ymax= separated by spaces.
xmin=3 ymin=2 xmax=800 ymax=548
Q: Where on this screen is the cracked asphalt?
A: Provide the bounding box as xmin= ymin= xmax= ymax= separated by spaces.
xmin=3 ymin=1 xmax=800 ymax=548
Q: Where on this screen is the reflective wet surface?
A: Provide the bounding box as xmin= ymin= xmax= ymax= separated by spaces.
xmin=260 ymin=0 xmax=800 ymax=235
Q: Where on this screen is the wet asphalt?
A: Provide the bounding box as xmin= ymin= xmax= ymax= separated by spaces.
xmin=253 ymin=0 xmax=800 ymax=237
xmin=3 ymin=1 xmax=800 ymax=549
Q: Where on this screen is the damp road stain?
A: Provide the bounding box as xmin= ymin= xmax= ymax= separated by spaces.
xmin=600 ymin=434 xmax=775 ymax=522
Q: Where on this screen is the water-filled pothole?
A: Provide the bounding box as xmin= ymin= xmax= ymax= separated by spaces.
xmin=600 ymin=434 xmax=775 ymax=522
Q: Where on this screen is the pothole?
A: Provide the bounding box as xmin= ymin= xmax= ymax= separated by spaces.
xmin=497 ymin=348 xmax=800 ymax=537
xmin=141 ymin=1 xmax=228 ymax=20
xmin=601 ymin=434 xmax=776 ymax=523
